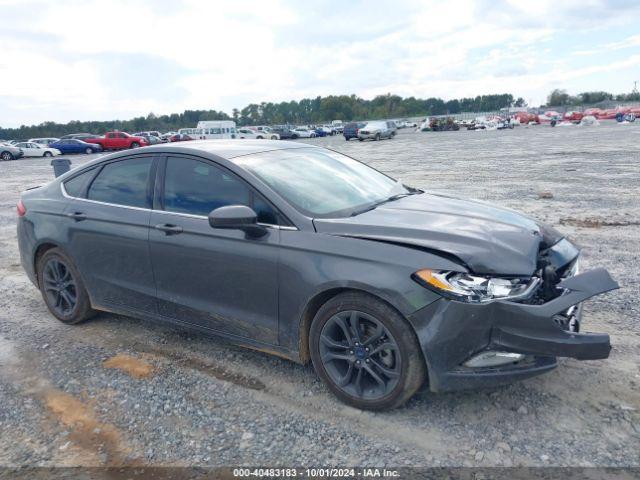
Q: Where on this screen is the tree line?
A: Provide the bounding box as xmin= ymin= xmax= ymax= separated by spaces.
xmin=3 ymin=89 xmax=638 ymax=139
xmin=1 ymin=93 xmax=521 ymax=139
xmin=546 ymin=89 xmax=640 ymax=107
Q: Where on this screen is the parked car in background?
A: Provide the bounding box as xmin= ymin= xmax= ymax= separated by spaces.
xmin=139 ymin=135 xmax=167 ymax=145
xmin=0 ymin=143 xmax=24 ymax=160
xmin=291 ymin=127 xmax=316 ymax=138
xmin=85 ymin=131 xmax=148 ymax=150
xmin=161 ymin=132 xmax=178 ymax=141
xmin=60 ymin=133 xmax=101 ymax=141
xmin=133 ymin=131 xmax=162 ymax=138
xmin=237 ymin=128 xmax=279 ymax=140
xmin=29 ymin=137 xmax=60 ymax=146
xmin=14 ymin=142 xmax=61 ymax=157
xmin=270 ymin=127 xmax=297 ymax=139
xmin=358 ymin=121 xmax=397 ymax=141
xmin=168 ymin=133 xmax=194 ymax=142
xmin=343 ymin=122 xmax=366 ymax=141
xmin=315 ymin=126 xmax=335 ymax=136
xmin=49 ymin=139 xmax=103 ymax=155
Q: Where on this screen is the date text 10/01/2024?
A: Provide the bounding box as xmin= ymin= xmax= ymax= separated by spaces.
xmin=232 ymin=468 xmax=400 ymax=477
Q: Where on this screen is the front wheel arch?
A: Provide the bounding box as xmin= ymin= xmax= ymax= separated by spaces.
xmin=297 ymin=286 xmax=423 ymax=364
xmin=308 ymin=290 xmax=428 ymax=409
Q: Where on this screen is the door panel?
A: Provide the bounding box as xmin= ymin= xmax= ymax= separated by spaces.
xmin=66 ymin=200 xmax=156 ymax=312
xmin=149 ymin=213 xmax=279 ymax=342
xmin=148 ymin=155 xmax=280 ymax=343
xmin=65 ymin=156 xmax=156 ymax=313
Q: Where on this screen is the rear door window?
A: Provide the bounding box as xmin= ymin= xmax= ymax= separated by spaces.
xmin=87 ymin=157 xmax=153 ymax=208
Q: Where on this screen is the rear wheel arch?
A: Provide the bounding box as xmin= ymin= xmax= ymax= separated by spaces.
xmin=33 ymin=242 xmax=59 ymax=286
xmin=34 ymin=243 xmax=86 ymax=291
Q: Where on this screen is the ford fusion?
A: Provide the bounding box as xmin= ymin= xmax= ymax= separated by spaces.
xmin=17 ymin=141 xmax=618 ymax=410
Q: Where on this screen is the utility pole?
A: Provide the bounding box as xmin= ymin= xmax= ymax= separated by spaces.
xmin=633 ymin=80 xmax=638 ymax=93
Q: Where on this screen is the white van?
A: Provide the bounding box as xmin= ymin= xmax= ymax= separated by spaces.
xmin=179 ymin=121 xmax=237 ymax=140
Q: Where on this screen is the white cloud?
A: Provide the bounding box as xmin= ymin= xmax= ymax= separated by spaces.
xmin=0 ymin=0 xmax=639 ymax=128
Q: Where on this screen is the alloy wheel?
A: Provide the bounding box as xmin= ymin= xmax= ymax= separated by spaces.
xmin=42 ymin=258 xmax=77 ymax=317
xmin=319 ymin=310 xmax=401 ymax=400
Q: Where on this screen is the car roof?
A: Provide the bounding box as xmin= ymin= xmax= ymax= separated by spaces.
xmin=128 ymin=139 xmax=317 ymax=160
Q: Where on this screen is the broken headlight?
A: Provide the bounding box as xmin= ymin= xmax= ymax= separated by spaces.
xmin=413 ymin=269 xmax=540 ymax=303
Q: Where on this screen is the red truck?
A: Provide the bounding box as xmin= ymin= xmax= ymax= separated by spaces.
xmin=86 ymin=131 xmax=148 ymax=150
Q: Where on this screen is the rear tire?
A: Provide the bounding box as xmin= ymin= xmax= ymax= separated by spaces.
xmin=309 ymin=292 xmax=426 ymax=410
xmin=37 ymin=248 xmax=96 ymax=325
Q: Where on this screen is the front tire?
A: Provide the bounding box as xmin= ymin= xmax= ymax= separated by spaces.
xmin=1 ymin=151 xmax=14 ymax=161
xmin=130 ymin=142 xmax=140 ymax=149
xmin=309 ymin=292 xmax=426 ymax=410
xmin=85 ymin=147 xmax=93 ymax=154
xmin=37 ymin=248 xmax=95 ymax=325
xmin=43 ymin=151 xmax=53 ymax=157
xmin=374 ymin=133 xmax=381 ymax=141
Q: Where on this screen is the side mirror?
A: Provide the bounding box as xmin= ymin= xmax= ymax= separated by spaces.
xmin=208 ymin=205 xmax=267 ymax=238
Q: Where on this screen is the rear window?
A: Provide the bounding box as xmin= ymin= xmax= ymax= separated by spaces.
xmin=87 ymin=157 xmax=152 ymax=208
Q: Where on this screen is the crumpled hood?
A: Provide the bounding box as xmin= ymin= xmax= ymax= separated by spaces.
xmin=314 ymin=192 xmax=563 ymax=276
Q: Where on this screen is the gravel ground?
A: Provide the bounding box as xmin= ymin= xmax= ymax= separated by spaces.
xmin=0 ymin=122 xmax=638 ymax=469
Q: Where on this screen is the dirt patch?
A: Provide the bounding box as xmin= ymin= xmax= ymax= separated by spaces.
xmin=44 ymin=390 xmax=137 ymax=465
xmin=103 ymin=353 xmax=154 ymax=379
xmin=559 ymin=216 xmax=640 ymax=228
xmin=143 ymin=348 xmax=265 ymax=391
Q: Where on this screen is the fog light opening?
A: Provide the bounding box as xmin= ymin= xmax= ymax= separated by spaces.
xmin=463 ymin=351 xmax=525 ymax=368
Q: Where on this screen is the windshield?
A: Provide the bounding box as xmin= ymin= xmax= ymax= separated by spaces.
xmin=235 ymin=147 xmax=410 ymax=218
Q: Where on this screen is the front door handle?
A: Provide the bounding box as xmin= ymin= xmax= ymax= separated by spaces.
xmin=154 ymin=223 xmax=183 ymax=235
xmin=66 ymin=211 xmax=87 ymax=221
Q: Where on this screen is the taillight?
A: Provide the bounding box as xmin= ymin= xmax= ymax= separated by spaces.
xmin=17 ymin=199 xmax=26 ymax=217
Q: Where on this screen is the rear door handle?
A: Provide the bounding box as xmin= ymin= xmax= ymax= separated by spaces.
xmin=154 ymin=223 xmax=183 ymax=235
xmin=66 ymin=212 xmax=87 ymax=221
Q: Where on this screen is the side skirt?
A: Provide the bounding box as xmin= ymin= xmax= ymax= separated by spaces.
xmin=95 ymin=301 xmax=301 ymax=363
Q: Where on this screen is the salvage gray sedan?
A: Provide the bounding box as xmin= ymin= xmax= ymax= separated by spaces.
xmin=17 ymin=141 xmax=618 ymax=410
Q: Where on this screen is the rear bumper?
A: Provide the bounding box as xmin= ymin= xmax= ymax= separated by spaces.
xmin=357 ymin=132 xmax=378 ymax=139
xmin=408 ymin=268 xmax=619 ymax=392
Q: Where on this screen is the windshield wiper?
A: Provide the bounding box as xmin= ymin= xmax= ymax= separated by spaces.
xmin=349 ymin=190 xmax=421 ymax=217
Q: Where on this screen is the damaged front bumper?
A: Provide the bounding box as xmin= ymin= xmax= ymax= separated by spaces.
xmin=408 ymin=268 xmax=619 ymax=392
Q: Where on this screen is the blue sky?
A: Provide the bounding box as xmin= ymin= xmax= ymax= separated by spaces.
xmin=1 ymin=0 xmax=639 ymax=128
